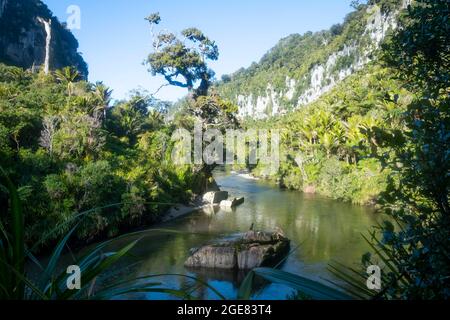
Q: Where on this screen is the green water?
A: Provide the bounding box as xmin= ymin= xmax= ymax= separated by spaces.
xmin=98 ymin=172 xmax=381 ymax=300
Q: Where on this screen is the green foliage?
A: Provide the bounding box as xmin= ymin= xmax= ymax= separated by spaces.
xmin=247 ymin=64 xmax=407 ymax=205
xmin=216 ymin=0 xmax=404 ymax=113
xmin=320 ymin=0 xmax=450 ymax=300
xmin=145 ymin=13 xmax=219 ymax=97
xmin=44 ymin=161 xmax=126 ymax=240
xmin=2 ymin=0 xmax=447 ymax=301
xmin=383 ymin=0 xmax=450 ymax=97
xmin=0 ymin=169 xmax=223 ymax=300
xmin=371 ymin=0 xmax=450 ymax=299
xmin=0 ymin=64 xmax=200 ymax=251
xmin=144 ymin=15 xmax=241 ymax=179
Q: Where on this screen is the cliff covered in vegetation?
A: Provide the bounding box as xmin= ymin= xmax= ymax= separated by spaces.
xmin=217 ymin=0 xmax=408 ymax=119
xmin=0 ymin=0 xmax=88 ymax=77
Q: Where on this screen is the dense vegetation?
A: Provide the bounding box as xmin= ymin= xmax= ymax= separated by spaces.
xmin=371 ymin=0 xmax=450 ymax=298
xmin=217 ymin=0 xmax=402 ymax=114
xmin=0 ymin=0 xmax=448 ymax=301
xmin=216 ymin=0 xmax=409 ymax=206
xmin=242 ymin=63 xmax=411 ymax=205
xmin=240 ymin=0 xmax=450 ymax=299
xmin=0 ymin=10 xmax=239 ymax=253
xmin=0 ymin=65 xmax=207 ymax=250
xmin=0 ymin=9 xmax=241 ymax=300
xmin=144 ymin=12 xmax=240 ymax=171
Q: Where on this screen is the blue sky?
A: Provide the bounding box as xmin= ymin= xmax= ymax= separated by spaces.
xmin=44 ymin=0 xmax=355 ymax=102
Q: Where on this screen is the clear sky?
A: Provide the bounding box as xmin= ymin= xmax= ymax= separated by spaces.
xmin=43 ymin=0 xmax=355 ymax=102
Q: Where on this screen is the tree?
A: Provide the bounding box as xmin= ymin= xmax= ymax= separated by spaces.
xmin=189 ymin=91 xmax=239 ymax=130
xmin=383 ymin=0 xmax=450 ymax=98
xmin=55 ymin=66 xmax=81 ymax=97
xmin=373 ymin=0 xmax=450 ymax=299
xmin=330 ymin=23 xmax=343 ymax=36
xmin=221 ymin=74 xmax=232 ymax=83
xmin=109 ymin=101 xmax=148 ymax=143
xmin=93 ymin=82 xmax=113 ymax=120
xmin=52 ymin=113 xmax=105 ymax=161
xmin=144 ymin=12 xmax=239 ymax=185
xmin=39 ymin=115 xmax=59 ymax=154
xmin=343 ymin=115 xmax=365 ymax=164
xmin=145 ymin=12 xmax=219 ymax=98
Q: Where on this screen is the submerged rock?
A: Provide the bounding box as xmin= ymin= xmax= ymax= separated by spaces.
xmin=184 ymin=230 xmax=290 ymax=270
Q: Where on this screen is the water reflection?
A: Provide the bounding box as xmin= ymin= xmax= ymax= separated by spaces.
xmin=98 ymin=172 xmax=380 ymax=300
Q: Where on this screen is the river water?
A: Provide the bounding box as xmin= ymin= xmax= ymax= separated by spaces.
xmin=99 ymin=171 xmax=381 ymax=300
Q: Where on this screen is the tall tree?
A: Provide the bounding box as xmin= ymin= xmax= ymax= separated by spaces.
xmin=144 ymin=12 xmax=239 ymax=179
xmin=93 ymin=82 xmax=113 ymax=120
xmin=55 ymin=66 xmax=81 ymax=97
xmin=145 ymin=12 xmax=219 ymax=98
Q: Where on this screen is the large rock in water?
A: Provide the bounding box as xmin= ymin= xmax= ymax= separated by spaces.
xmin=220 ymin=197 xmax=245 ymax=208
xmin=184 ymin=230 xmax=290 ymax=270
xmin=203 ymin=191 xmax=229 ymax=204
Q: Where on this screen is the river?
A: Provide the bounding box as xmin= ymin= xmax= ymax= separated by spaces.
xmin=97 ymin=171 xmax=381 ymax=300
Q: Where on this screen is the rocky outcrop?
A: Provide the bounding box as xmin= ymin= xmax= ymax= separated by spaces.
xmin=220 ymin=1 xmax=406 ymax=119
xmin=0 ymin=0 xmax=88 ymax=77
xmin=220 ymin=197 xmax=245 ymax=208
xmin=185 ymin=230 xmax=290 ymax=270
xmin=186 ymin=245 xmax=237 ymax=269
xmin=203 ymin=191 xmax=229 ymax=204
xmin=203 ymin=191 xmax=245 ymax=208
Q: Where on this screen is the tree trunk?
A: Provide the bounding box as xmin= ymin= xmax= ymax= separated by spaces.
xmin=194 ymin=78 xmax=210 ymax=98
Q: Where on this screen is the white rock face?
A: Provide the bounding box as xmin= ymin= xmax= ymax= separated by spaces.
xmin=365 ymin=5 xmax=398 ymax=46
xmin=237 ymin=84 xmax=283 ymax=119
xmin=234 ymin=3 xmax=400 ymax=119
xmin=203 ymin=191 xmax=229 ymax=204
xmin=37 ymin=17 xmax=52 ymax=75
xmin=285 ymin=78 xmax=296 ymax=100
xmin=0 ymin=0 xmax=88 ymax=78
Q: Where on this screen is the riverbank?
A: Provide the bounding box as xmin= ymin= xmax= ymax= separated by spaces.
xmin=28 ymin=173 xmax=380 ymax=300
xmin=241 ymin=167 xmax=381 ymax=208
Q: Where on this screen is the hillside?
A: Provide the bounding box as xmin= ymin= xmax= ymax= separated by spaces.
xmin=0 ymin=0 xmax=88 ymax=77
xmin=217 ymin=0 xmax=407 ymax=119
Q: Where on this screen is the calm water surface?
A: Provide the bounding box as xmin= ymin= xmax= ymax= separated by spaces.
xmin=97 ymin=172 xmax=381 ymax=300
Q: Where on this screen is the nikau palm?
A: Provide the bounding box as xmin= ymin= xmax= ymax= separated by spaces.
xmin=55 ymin=67 xmax=81 ymax=97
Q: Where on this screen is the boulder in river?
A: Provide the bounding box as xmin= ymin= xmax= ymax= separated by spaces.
xmin=220 ymin=197 xmax=245 ymax=208
xmin=203 ymin=191 xmax=229 ymax=204
xmin=184 ymin=229 xmax=290 ymax=270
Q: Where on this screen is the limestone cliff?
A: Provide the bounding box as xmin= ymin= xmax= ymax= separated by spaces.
xmin=0 ymin=0 xmax=88 ymax=77
xmin=217 ymin=0 xmax=409 ymax=119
